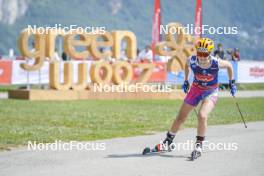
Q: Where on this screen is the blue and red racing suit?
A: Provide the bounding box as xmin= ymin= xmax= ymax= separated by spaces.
xmin=184 ymin=55 xmax=219 ymax=106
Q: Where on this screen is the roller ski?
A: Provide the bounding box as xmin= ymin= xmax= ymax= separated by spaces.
xmin=142 ymin=143 xmax=173 ymax=155
xmin=142 ymin=132 xmax=175 ymax=155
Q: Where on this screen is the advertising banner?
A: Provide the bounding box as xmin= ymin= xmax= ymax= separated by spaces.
xmin=11 ymin=61 xmax=92 ymax=85
xmin=133 ymin=62 xmax=166 ymax=83
xmin=237 ymin=61 xmax=264 ymax=83
xmin=0 ymin=60 xmax=12 ymax=85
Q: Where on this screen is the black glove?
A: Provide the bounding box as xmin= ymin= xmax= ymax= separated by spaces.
xmin=182 ymin=80 xmax=190 ymax=93
xmin=229 ymin=79 xmax=237 ymax=96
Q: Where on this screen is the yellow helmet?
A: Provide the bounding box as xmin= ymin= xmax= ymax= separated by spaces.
xmin=196 ymin=38 xmax=214 ymax=53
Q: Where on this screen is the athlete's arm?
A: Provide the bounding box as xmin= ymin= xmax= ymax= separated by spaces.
xmin=182 ymin=58 xmax=191 ymax=93
xmin=184 ymin=58 xmax=190 ymax=81
xmin=218 ymin=59 xmax=237 ymax=96
xmin=218 ymin=59 xmax=234 ymax=80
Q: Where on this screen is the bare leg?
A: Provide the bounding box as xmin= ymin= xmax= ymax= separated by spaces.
xmin=190 ymin=98 xmax=216 ymax=159
xmin=169 ymin=102 xmax=195 ymax=133
xmin=156 ymin=102 xmax=195 ymax=151
xmin=197 ymin=98 xmax=215 ymax=136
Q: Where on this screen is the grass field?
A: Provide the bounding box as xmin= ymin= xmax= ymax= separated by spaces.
xmin=0 ymin=98 xmax=264 ymax=150
xmin=237 ymin=83 xmax=264 ymax=90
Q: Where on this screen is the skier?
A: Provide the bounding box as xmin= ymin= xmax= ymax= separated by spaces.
xmin=143 ymin=38 xmax=237 ymax=160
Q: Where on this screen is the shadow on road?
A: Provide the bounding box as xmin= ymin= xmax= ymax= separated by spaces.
xmin=105 ymin=153 xmax=189 ymax=159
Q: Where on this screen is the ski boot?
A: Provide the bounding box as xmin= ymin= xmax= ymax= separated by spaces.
xmin=190 ymin=136 xmax=204 ymax=161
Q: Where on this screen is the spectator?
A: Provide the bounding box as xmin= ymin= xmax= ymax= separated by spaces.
xmin=120 ymin=49 xmax=128 ymax=61
xmin=62 ymin=51 xmax=68 ymax=61
xmin=233 ymin=48 xmax=240 ymax=61
xmin=214 ymin=43 xmax=225 ymax=59
xmin=103 ymin=47 xmax=116 ymax=63
xmin=138 ymin=45 xmax=153 ymax=62
xmin=155 ymin=55 xmax=170 ymax=62
xmin=227 ymin=48 xmax=240 ymax=61
xmin=136 ymin=49 xmax=140 ymax=57
xmin=155 ymin=46 xmax=170 ymax=62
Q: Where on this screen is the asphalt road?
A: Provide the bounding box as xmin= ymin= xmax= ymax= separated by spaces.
xmin=0 ymin=121 xmax=264 ymax=176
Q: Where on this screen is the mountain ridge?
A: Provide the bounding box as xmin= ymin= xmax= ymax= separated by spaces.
xmin=0 ymin=0 xmax=263 ymax=60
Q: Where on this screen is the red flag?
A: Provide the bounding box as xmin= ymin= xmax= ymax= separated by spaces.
xmin=152 ymin=0 xmax=161 ymax=59
xmin=195 ymin=0 xmax=202 ymax=38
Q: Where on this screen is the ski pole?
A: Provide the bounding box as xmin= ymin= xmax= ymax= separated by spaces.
xmin=232 ymin=96 xmax=247 ymax=128
xmin=194 ymin=108 xmax=199 ymax=117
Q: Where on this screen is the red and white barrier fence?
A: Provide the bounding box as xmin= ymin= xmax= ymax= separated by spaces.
xmin=0 ymin=60 xmax=167 ymax=85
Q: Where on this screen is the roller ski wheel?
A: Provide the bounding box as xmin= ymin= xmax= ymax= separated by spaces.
xmin=142 ymin=147 xmax=151 ymax=155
